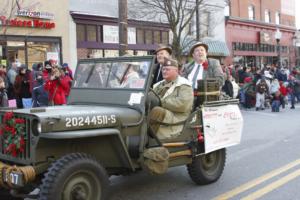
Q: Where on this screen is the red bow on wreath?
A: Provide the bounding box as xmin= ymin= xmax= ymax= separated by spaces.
xmin=0 ymin=112 xmax=26 ymax=157
xmin=202 ymin=60 xmax=209 ymax=70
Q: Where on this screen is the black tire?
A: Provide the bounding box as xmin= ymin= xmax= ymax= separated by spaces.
xmin=187 ymin=148 xmax=226 ymax=185
xmin=38 ymin=153 xmax=109 ymax=200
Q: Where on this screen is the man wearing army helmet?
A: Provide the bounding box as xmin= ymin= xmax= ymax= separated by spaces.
xmin=153 ymin=44 xmax=173 ymax=85
xmin=149 ymin=57 xmax=193 ymax=139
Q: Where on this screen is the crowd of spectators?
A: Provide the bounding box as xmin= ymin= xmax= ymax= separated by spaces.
xmin=221 ymin=63 xmax=300 ymax=112
xmin=0 ymin=60 xmax=73 ymax=109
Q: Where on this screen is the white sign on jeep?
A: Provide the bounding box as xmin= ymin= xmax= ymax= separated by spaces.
xmin=202 ymin=104 xmax=243 ymax=153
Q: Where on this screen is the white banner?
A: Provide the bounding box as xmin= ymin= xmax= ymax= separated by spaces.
xmin=103 ymin=25 xmax=136 ymax=44
xmin=202 ymin=104 xmax=243 ymax=153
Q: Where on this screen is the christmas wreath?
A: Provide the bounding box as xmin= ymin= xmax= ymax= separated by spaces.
xmin=0 ymin=112 xmax=26 ymax=157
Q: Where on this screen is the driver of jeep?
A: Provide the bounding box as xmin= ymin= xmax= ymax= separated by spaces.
xmin=149 ymin=57 xmax=194 ymax=140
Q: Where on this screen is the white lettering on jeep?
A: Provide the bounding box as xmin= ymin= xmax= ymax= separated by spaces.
xmin=65 ymin=115 xmax=116 ymax=127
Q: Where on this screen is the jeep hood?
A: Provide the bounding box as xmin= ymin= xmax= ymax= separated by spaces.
xmin=14 ymin=105 xmax=142 ymax=133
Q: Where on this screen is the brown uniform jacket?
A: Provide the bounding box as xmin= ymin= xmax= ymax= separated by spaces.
xmin=153 ymin=76 xmax=193 ymax=139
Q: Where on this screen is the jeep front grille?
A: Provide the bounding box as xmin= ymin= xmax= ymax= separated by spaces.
xmin=0 ymin=113 xmax=32 ymax=164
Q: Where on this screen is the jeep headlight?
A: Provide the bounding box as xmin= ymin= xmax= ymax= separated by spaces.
xmin=32 ymin=119 xmax=41 ymax=136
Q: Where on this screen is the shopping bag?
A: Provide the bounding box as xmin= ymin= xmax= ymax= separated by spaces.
xmin=22 ymin=98 xmax=32 ymax=108
xmin=8 ymin=99 xmax=17 ymax=108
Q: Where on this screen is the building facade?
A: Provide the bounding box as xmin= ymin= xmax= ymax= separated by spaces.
xmin=70 ymin=0 xmax=170 ymax=62
xmin=225 ymin=0 xmax=297 ymax=68
xmin=0 ymin=0 xmax=72 ymax=68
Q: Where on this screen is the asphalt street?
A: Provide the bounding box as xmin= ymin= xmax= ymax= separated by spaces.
xmin=109 ymin=104 xmax=300 ymax=200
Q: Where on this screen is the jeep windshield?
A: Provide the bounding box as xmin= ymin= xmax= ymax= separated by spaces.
xmin=69 ymin=56 xmax=154 ymax=107
xmin=73 ymin=60 xmax=151 ymax=89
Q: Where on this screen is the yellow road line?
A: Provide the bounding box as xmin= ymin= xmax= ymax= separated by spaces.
xmin=213 ymin=159 xmax=300 ymax=200
xmin=241 ymin=168 xmax=300 ymax=200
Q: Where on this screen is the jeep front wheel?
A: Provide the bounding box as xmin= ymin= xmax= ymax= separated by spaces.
xmin=39 ymin=153 xmax=109 ymax=200
xmin=187 ymin=148 xmax=226 ymax=185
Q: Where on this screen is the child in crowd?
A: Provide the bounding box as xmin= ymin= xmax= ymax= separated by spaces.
xmin=271 ymin=91 xmax=281 ymax=112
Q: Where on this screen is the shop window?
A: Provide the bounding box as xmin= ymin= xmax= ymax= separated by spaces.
xmin=137 ymin=29 xmax=144 ymax=44
xmin=154 ymin=31 xmax=161 ymax=44
xmin=27 ymin=42 xmax=60 ymax=68
xmin=275 ymin=12 xmax=280 ymax=25
xmin=248 ymin=5 xmax=255 ymax=20
xmin=77 ymin=24 xmax=85 ymax=42
xmin=265 ymin=9 xmax=271 ymax=23
xmin=161 ymin=31 xmax=168 ymax=45
xmin=145 ymin=30 xmax=153 ymax=44
xmin=104 ymin=50 xmax=119 ymax=58
xmin=87 ymin=25 xmax=97 ymax=42
xmin=232 ymin=42 xmax=237 ymax=50
xmin=6 ymin=41 xmax=25 ymax=64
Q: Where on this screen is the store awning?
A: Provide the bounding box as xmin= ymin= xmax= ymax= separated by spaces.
xmin=205 ymin=40 xmax=230 ymax=57
xmin=182 ymin=38 xmax=230 ymax=57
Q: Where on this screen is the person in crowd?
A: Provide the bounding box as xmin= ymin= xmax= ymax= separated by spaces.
xmin=287 ymin=75 xmax=300 ymax=109
xmin=43 ymin=60 xmax=53 ymax=81
xmin=32 ymin=72 xmax=49 ymax=107
xmin=181 ymin=42 xmax=224 ymax=89
xmin=0 ymin=64 xmax=8 ymax=89
xmin=255 ymin=77 xmax=269 ymax=111
xmin=59 ymin=67 xmax=73 ymax=100
xmin=149 ymin=57 xmax=193 ymax=139
xmin=152 ymin=44 xmax=172 ymax=85
xmin=270 ymin=78 xmax=280 ymax=95
xmin=222 ymin=72 xmax=234 ymax=98
xmin=240 ymin=77 xmax=255 ymax=109
xmin=44 ymin=67 xmax=69 ymax=106
xmin=271 ymin=91 xmax=281 ymax=112
xmin=62 ymin=63 xmax=73 ymax=80
xmin=7 ymin=62 xmax=18 ymax=99
xmin=0 ymin=77 xmax=8 ymax=107
xmin=14 ymin=65 xmax=31 ymax=108
xmin=279 ymin=81 xmax=288 ymax=109
xmin=238 ymin=66 xmax=252 ymax=86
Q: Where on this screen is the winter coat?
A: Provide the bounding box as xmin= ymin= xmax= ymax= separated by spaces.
xmin=14 ymin=74 xmax=31 ymax=99
xmin=153 ymin=76 xmax=193 ymax=139
xmin=0 ymin=89 xmax=8 ymax=107
xmin=32 ymin=81 xmax=49 ymax=107
xmin=60 ymin=75 xmax=72 ymax=97
xmin=44 ymin=78 xmax=69 ymax=105
xmin=256 ymin=81 xmax=268 ymax=94
xmin=181 ymin=58 xmax=225 ymax=87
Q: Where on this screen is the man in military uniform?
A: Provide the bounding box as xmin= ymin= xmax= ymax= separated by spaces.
xmin=149 ymin=58 xmax=193 ymax=140
xmin=152 ymin=44 xmax=172 ymax=85
xmin=181 ymin=42 xmax=224 ymax=88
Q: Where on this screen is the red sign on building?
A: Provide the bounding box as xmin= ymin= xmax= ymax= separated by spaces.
xmin=0 ymin=16 xmax=55 ymax=29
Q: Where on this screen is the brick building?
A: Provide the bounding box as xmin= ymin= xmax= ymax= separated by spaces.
xmin=225 ymin=0 xmax=297 ymax=68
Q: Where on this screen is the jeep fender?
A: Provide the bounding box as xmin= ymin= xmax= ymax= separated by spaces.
xmin=40 ymin=128 xmax=135 ymax=171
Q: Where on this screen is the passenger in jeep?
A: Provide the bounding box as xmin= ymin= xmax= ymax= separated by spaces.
xmin=149 ymin=57 xmax=193 ymax=139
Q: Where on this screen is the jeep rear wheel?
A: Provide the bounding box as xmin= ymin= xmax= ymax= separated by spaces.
xmin=187 ymin=148 xmax=226 ymax=185
xmin=39 ymin=153 xmax=109 ymax=200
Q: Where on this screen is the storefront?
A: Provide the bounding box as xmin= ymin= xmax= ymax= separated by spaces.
xmin=0 ymin=35 xmax=61 ymax=68
xmin=225 ymin=17 xmax=297 ymax=68
xmin=0 ymin=0 xmax=71 ymax=69
xmin=71 ymin=13 xmax=170 ymax=59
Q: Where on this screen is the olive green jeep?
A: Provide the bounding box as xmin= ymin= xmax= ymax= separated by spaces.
xmin=0 ymin=56 xmax=243 ymax=200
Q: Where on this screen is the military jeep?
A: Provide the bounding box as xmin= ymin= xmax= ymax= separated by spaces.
xmin=0 ymin=56 xmax=243 ymax=200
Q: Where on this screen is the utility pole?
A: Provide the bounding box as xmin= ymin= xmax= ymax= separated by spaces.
xmin=118 ymin=0 xmax=128 ymax=56
xmin=196 ymin=0 xmax=200 ymax=40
